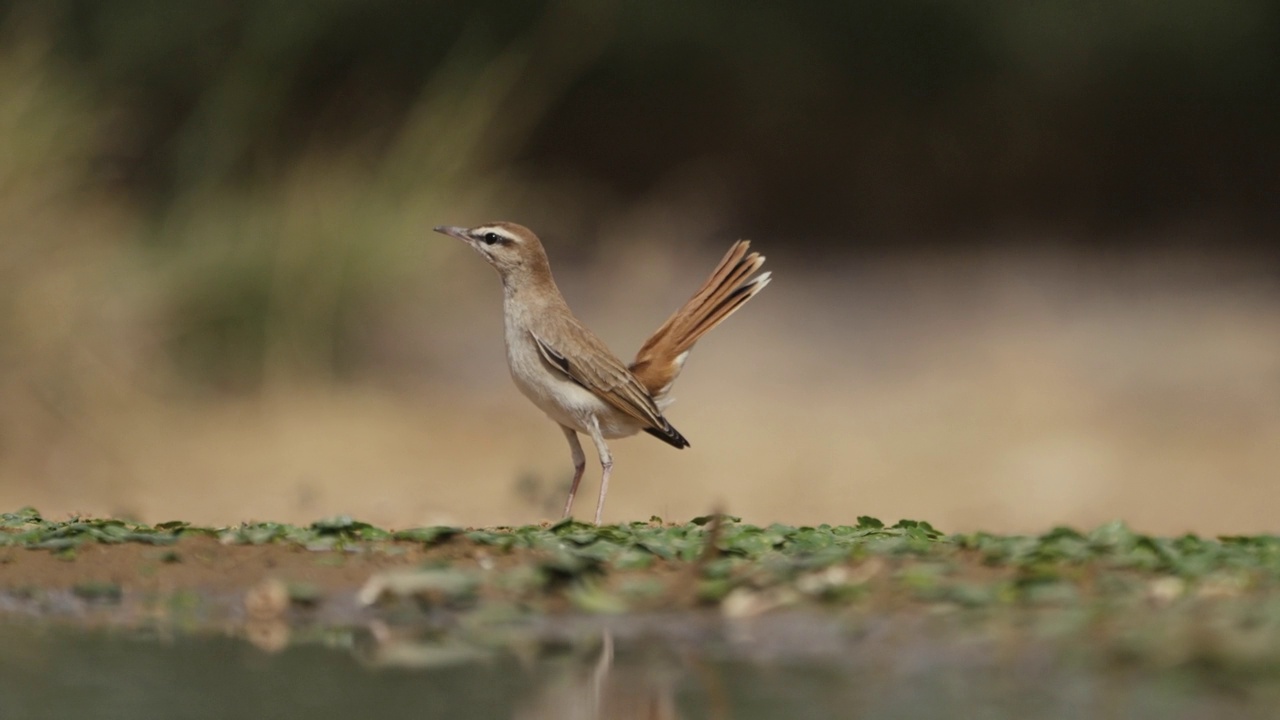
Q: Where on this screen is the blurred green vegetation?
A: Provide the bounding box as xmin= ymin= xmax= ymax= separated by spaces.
xmin=1 ymin=0 xmax=1277 ymax=394
xmin=15 ymin=0 xmax=1276 ymax=233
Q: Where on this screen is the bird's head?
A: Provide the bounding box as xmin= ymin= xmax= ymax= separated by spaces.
xmin=433 ymin=222 xmax=551 ymax=282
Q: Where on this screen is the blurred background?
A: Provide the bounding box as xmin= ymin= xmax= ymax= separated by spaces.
xmin=1 ymin=0 xmax=1277 ymax=534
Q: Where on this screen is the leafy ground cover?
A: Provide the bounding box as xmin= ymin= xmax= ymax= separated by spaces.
xmin=7 ymin=504 xmax=1280 ymax=717
xmin=3 ymin=507 xmax=1280 ymax=668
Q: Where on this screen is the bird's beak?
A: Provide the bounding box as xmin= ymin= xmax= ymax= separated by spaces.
xmin=433 ymin=225 xmax=470 ymax=242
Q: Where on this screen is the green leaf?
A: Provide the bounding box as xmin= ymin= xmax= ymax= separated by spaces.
xmin=311 ymin=515 xmax=375 ymax=536
xmin=0 ymin=507 xmax=42 ymax=528
xmin=613 ymin=548 xmax=655 ymax=570
xmin=392 ymin=526 xmax=460 ymax=545
xmin=636 ymin=539 xmax=676 ymax=560
xmin=691 ymin=514 xmax=740 ymax=526
xmin=549 ymin=517 xmax=580 ymax=532
xmin=539 ymin=550 xmax=603 ymax=581
xmin=856 ymin=516 xmax=884 ymax=529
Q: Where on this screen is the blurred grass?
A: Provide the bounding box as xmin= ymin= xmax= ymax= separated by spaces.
xmin=1 ymin=1 xmax=609 ymax=393
xmin=0 ymin=6 xmax=588 ymax=501
xmin=145 ymin=0 xmax=613 ymax=392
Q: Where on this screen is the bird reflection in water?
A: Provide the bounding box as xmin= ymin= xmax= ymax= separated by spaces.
xmin=352 ymin=624 xmax=730 ymax=720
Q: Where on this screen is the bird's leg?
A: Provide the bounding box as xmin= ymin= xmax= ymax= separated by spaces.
xmin=560 ymin=425 xmax=586 ymax=519
xmin=595 ymin=460 xmax=613 ymax=526
xmin=590 ymin=630 xmax=615 ymax=715
xmin=585 ymin=418 xmax=614 ymax=525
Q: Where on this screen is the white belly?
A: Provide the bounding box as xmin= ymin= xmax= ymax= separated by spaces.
xmin=503 ymin=317 xmax=642 ymax=440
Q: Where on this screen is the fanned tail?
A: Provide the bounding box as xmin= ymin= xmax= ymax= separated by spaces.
xmin=629 ymin=240 xmax=770 ymax=398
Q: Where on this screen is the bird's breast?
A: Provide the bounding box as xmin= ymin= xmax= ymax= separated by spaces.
xmin=502 ymin=313 xmax=641 ymax=439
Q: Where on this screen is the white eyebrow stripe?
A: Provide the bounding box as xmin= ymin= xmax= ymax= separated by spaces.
xmin=471 ymin=226 xmax=520 ymax=242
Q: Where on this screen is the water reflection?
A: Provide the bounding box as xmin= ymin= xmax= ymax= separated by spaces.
xmin=512 ymin=632 xmax=681 ymax=720
xmin=3 ymin=617 xmax=1280 ymax=720
xmin=349 ymin=624 xmax=696 ymax=719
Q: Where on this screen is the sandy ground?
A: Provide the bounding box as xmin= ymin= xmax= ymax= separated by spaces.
xmin=0 ymin=536 xmax=432 ymax=595
xmin=2 ymin=244 xmax=1278 ymax=535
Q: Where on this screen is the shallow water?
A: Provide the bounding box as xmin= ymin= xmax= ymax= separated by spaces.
xmin=3 ymin=613 xmax=1280 ymax=720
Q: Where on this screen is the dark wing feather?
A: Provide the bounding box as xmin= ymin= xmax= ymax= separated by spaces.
xmin=530 ymin=330 xmax=689 ymax=448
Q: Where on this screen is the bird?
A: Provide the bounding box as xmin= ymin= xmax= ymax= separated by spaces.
xmin=433 ymin=222 xmax=770 ymax=524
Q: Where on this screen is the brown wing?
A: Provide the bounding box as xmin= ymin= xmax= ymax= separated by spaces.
xmin=530 ymin=329 xmax=688 ymax=448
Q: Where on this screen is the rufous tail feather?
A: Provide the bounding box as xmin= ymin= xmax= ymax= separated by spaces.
xmin=630 ymin=240 xmax=770 ymax=398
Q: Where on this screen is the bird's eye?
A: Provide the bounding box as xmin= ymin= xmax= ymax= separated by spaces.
xmin=482 ymin=232 xmax=501 ymax=245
